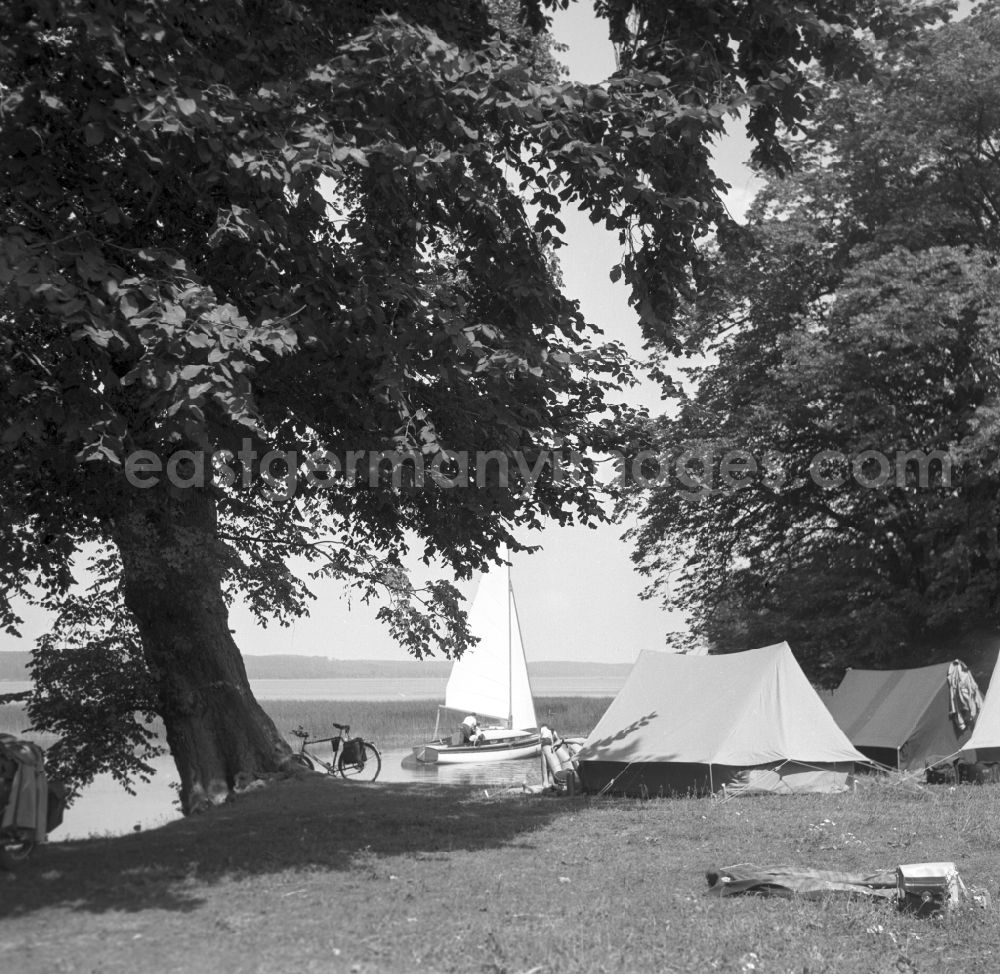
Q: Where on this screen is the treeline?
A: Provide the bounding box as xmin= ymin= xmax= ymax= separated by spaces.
xmin=626 ymin=4 xmax=1000 ymax=684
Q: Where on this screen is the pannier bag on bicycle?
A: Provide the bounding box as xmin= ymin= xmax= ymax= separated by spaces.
xmin=340 ymin=737 xmax=366 ymax=765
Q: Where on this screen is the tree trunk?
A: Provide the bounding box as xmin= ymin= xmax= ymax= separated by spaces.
xmin=112 ymin=481 xmax=291 ymax=814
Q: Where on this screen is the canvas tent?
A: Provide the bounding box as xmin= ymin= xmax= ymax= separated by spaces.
xmin=824 ymin=661 xmax=982 ymax=771
xmin=962 ymin=652 xmax=1000 ymax=763
xmin=575 ymin=643 xmax=867 ymax=797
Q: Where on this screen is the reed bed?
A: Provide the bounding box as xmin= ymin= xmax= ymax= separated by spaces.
xmin=1 ymin=696 xmax=612 ymax=752
xmin=0 ymin=704 xmax=31 ymax=738
xmin=261 ymin=695 xmax=610 ymax=749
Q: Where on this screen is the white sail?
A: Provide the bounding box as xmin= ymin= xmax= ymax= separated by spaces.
xmin=443 ymin=556 xmax=537 ymax=730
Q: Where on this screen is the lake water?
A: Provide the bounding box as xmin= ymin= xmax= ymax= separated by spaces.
xmin=1 ymin=676 xmax=619 ymax=842
xmin=59 ymin=748 xmax=550 ymax=841
xmin=2 ymin=675 xmax=624 ymax=701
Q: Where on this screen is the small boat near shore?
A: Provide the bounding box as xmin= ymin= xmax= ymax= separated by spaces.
xmin=412 ymin=731 xmax=541 ymax=765
xmin=413 ymin=553 xmax=541 ymax=765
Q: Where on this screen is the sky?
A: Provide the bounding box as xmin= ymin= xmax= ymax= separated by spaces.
xmin=0 ymin=6 xmax=807 ymax=667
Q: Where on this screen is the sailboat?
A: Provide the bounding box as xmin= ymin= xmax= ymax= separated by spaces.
xmin=412 ymin=554 xmax=541 ymax=764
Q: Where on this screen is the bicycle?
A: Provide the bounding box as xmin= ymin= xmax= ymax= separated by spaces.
xmin=290 ymin=722 xmax=381 ymax=782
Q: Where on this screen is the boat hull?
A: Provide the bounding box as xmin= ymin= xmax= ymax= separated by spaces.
xmin=413 ymin=734 xmax=541 ymax=764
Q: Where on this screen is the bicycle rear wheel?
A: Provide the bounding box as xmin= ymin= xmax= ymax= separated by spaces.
xmin=338 ymin=742 xmax=381 ymax=782
xmin=1 ymin=837 xmax=35 ymax=871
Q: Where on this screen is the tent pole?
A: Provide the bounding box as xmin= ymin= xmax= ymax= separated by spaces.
xmin=709 ymin=763 xmax=714 ymax=795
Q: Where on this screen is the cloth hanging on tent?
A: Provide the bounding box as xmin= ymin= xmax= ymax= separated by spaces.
xmin=947 ymin=661 xmax=983 ymax=732
xmin=705 ymin=863 xmax=898 ymax=900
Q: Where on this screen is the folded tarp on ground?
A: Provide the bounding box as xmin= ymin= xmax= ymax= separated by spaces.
xmin=706 ymin=863 xmax=898 ymax=899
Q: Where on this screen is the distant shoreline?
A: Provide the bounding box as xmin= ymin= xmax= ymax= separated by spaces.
xmin=0 ymin=651 xmax=634 ymax=684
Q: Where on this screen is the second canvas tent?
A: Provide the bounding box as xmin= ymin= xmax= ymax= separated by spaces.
xmin=823 ymin=661 xmax=982 ymax=771
xmin=575 ymin=642 xmax=867 ymax=797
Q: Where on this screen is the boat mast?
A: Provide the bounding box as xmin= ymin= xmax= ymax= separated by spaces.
xmin=507 ymin=560 xmax=513 ymax=729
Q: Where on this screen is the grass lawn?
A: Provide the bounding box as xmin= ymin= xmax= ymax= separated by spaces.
xmin=2 ymin=773 xmax=999 ymax=973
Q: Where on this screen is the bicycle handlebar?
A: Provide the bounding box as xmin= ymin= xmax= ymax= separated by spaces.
xmin=293 ymin=722 xmax=351 ymax=740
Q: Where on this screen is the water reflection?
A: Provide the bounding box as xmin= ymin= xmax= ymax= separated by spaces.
xmin=392 ymin=749 xmax=544 ymax=789
xmin=56 ymin=754 xmax=182 ymax=841
xmin=55 ymin=748 xmax=546 ymax=841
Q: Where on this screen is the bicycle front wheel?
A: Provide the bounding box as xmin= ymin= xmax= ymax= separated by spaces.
xmin=338 ymin=742 xmax=381 ymax=782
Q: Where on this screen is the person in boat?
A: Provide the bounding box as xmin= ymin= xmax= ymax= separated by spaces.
xmin=539 ymin=723 xmax=561 ymax=784
xmin=461 ymin=714 xmax=485 ymax=746
xmin=539 ymin=724 xmax=562 ymax=749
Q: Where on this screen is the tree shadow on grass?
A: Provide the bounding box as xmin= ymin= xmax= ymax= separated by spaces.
xmin=3 ymin=775 xmax=582 ymax=917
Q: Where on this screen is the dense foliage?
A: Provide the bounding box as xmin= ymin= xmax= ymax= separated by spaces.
xmin=627 ymin=2 xmax=1000 ymax=683
xmin=0 ymin=0 xmax=944 ymax=802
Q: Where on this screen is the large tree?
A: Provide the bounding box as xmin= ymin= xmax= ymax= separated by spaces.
xmin=627 ymin=2 xmax=1000 ymax=683
xmin=0 ymin=0 xmax=945 ymax=808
